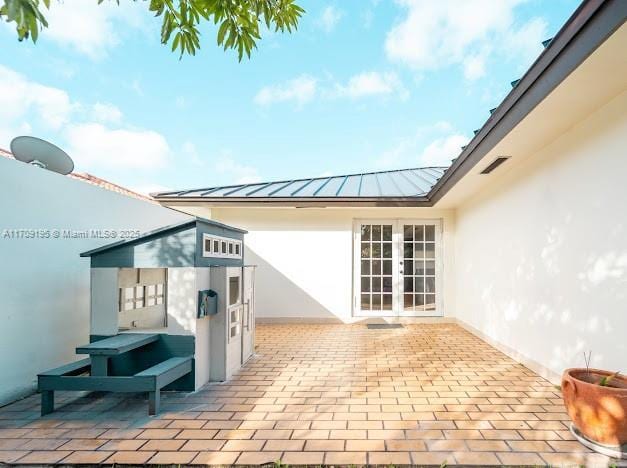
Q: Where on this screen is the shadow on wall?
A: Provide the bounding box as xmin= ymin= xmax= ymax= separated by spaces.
xmin=245 ymin=247 xmax=340 ymax=322
xmin=457 ymin=109 xmax=627 ymax=375
xmin=145 ymin=230 xmax=196 ymax=267
xmin=142 ymin=233 xmax=197 ymax=334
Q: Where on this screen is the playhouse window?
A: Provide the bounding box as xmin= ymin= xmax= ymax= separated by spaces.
xmin=202 ymin=234 xmax=242 ymax=259
xmin=229 ymin=308 xmax=241 ymax=340
xmin=117 ymin=268 xmax=167 ymax=330
xmin=229 ymin=276 xmax=240 ymax=306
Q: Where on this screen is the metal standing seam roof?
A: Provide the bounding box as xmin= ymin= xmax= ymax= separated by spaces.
xmin=153 ymin=167 xmax=446 ymax=200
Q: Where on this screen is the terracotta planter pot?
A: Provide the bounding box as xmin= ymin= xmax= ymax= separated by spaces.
xmin=561 ymin=368 xmax=627 ymax=446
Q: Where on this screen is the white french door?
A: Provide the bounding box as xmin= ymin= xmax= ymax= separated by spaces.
xmin=353 ymin=219 xmax=443 ymax=317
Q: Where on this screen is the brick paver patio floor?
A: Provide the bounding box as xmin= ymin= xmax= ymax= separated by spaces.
xmin=0 ymin=323 xmax=618 ymax=466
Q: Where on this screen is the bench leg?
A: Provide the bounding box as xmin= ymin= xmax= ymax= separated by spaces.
xmin=91 ymin=356 xmax=109 ymax=376
xmin=148 ymin=390 xmax=160 ymax=416
xmin=41 ymin=391 xmax=54 ymax=416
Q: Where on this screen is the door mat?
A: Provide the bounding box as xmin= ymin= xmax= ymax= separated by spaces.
xmin=366 ymin=323 xmax=404 ymax=329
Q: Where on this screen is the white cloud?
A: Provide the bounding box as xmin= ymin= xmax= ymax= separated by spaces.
xmin=44 ymin=0 xmax=148 ymax=60
xmin=0 ymin=64 xmax=172 ymax=173
xmin=418 ymin=134 xmax=468 ymax=166
xmin=256 ymin=71 xmax=408 ymax=106
xmin=65 ymin=123 xmax=169 ymax=170
xmin=215 ymin=153 xmax=261 ymax=184
xmin=503 ymin=17 xmax=548 ymax=68
xmin=318 ymin=6 xmax=343 ymax=33
xmin=254 ymin=75 xmax=317 ymax=107
xmin=90 ymin=102 xmax=123 ymax=124
xmin=334 ymin=71 xmax=408 ymax=99
xmin=385 ymin=0 xmax=547 ymax=79
xmin=182 ymin=141 xmax=203 ymax=166
xmin=0 ymin=65 xmax=73 ymax=146
xmin=376 ymin=122 xmax=468 ymax=169
xmin=463 ymin=52 xmax=487 ymax=81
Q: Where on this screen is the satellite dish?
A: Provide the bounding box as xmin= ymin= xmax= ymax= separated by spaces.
xmin=10 ymin=136 xmax=74 ymax=175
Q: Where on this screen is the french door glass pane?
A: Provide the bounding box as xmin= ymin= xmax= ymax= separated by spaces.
xmin=382 ymin=225 xmax=392 ymax=241
xmin=425 ymin=242 xmax=435 ymax=259
xmin=425 ymin=225 xmax=435 ymax=241
xmin=382 ymin=294 xmax=392 ymax=310
xmin=372 ymin=225 xmax=381 ymax=241
xmin=361 ymin=225 xmax=371 ymax=241
xmin=415 ymin=225 xmax=424 ymax=241
xmin=404 ymin=225 xmax=413 ymax=241
xmin=372 ymin=243 xmax=381 ymax=257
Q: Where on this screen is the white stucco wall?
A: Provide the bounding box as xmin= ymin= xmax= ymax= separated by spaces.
xmin=0 ymin=158 xmax=189 ymax=406
xmin=209 ymin=207 xmax=455 ymax=323
xmin=453 ymin=90 xmax=627 ymax=380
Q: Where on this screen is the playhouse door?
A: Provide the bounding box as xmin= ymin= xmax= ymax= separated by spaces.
xmin=241 ymin=266 xmax=256 ymax=364
xmin=226 ymin=268 xmax=243 ymax=377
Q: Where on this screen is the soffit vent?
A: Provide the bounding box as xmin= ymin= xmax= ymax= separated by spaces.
xmin=480 ymin=156 xmax=510 ymax=174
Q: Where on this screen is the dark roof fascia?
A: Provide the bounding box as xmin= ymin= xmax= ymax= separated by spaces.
xmin=428 ymin=0 xmax=626 ymax=205
xmin=156 ymin=196 xmax=432 ymax=207
xmin=80 ymin=217 xmax=247 ymax=258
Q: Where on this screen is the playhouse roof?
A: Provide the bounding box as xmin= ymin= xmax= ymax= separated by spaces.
xmin=80 ymin=217 xmax=247 ymax=258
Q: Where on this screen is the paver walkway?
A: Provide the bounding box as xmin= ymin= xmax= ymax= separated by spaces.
xmin=0 ymin=323 xmax=617 ymax=466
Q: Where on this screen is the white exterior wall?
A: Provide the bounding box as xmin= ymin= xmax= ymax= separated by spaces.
xmin=0 ymin=158 xmax=188 ymax=406
xmin=453 ymin=90 xmax=627 ymax=380
xmin=209 ymin=207 xmax=455 ymax=323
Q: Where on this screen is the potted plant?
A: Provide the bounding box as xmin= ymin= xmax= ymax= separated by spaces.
xmin=561 ymin=352 xmax=627 ymax=448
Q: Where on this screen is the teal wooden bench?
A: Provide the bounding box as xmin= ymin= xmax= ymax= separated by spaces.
xmin=135 ymin=357 xmax=193 ymax=414
xmin=37 ymin=333 xmax=193 ymax=416
xmin=38 ymin=356 xmax=193 ymax=416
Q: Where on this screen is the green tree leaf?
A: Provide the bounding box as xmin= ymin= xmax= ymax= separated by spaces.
xmin=1 ymin=0 xmax=305 ymax=59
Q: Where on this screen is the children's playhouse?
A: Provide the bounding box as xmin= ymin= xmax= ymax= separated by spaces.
xmin=37 ymin=217 xmax=256 ymax=415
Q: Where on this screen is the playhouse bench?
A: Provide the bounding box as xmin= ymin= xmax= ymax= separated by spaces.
xmin=37 ymin=356 xmax=193 ymax=416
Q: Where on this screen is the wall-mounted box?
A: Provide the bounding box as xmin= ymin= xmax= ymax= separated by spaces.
xmin=198 ymin=289 xmax=218 ymax=317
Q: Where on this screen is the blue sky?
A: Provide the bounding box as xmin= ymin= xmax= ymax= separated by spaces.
xmin=1 ymin=0 xmax=579 ymax=194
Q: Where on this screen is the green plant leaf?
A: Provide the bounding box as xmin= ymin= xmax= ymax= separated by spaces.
xmin=1 ymin=0 xmax=305 ymax=59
